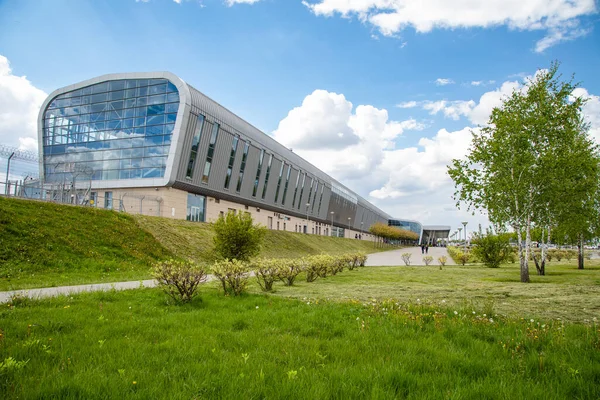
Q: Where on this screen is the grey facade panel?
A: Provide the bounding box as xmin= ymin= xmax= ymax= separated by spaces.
xmin=264 ymin=157 xmax=281 ymax=204
xmin=176 ymin=112 xmax=199 ymax=182
xmin=282 ymin=167 xmax=299 ymax=209
xmin=241 ymin=145 xmax=260 ymax=197
xmin=207 ymin=128 xmax=231 ymax=189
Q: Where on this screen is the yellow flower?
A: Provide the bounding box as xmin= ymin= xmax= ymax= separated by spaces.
xmin=132 ymin=381 xmax=137 ymax=385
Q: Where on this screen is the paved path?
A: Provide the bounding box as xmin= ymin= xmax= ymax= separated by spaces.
xmin=0 ymin=247 xmax=454 ymax=303
xmin=366 ymin=246 xmax=455 ymax=267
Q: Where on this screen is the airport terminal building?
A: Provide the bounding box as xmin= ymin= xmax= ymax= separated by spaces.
xmin=38 ymin=72 xmax=448 ymax=241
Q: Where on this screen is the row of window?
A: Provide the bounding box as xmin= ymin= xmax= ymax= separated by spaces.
xmin=47 ymin=167 xmax=166 ymax=182
xmin=46 ymin=103 xmax=180 ymax=126
xmin=183 ymin=115 xmax=327 ymax=216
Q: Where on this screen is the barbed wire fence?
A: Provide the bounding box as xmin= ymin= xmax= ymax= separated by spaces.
xmin=0 ymin=144 xmax=161 ymax=216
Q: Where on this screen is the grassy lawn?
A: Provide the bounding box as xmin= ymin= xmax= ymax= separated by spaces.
xmin=267 ymin=261 xmax=600 ymax=323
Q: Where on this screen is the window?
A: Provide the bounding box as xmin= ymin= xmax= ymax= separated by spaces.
xmin=236 ymin=142 xmax=250 ymax=192
xmin=104 ymin=191 xmax=113 ymax=209
xmin=224 ymin=136 xmax=239 ymax=189
xmin=311 ymin=181 xmax=319 ymax=213
xmin=42 ymin=78 xmax=179 ymax=183
xmin=201 ymin=123 xmax=219 ymax=184
xmin=274 ymin=163 xmax=285 ymax=203
xmin=252 ymin=149 xmax=265 ymax=197
xmin=281 ymin=165 xmax=291 ymax=205
xmin=317 ymin=184 xmax=324 ymax=215
xmin=261 ymin=154 xmax=273 ymax=199
xmin=186 ymin=193 xmax=206 ymax=222
xmin=90 ymin=191 xmax=97 ymax=207
xmin=186 ymin=115 xmax=205 ymax=179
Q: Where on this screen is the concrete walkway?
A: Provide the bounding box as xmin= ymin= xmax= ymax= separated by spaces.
xmin=366 ymin=246 xmax=455 ymax=267
xmin=0 ymin=247 xmax=454 ymax=303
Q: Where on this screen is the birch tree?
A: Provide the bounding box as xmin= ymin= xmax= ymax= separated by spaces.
xmin=448 ymin=62 xmax=598 ymax=282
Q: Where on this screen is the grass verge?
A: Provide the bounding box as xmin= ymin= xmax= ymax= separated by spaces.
xmin=1 ymin=285 xmax=598 ymax=399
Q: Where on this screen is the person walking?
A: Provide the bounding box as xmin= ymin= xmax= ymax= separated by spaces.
xmin=421 ymin=244 xmax=425 ymax=254
xmin=425 ymin=244 xmax=429 ymax=254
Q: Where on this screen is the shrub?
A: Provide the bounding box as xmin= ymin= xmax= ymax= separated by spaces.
xmin=212 ymin=259 xmax=250 ymax=296
xmin=213 ymin=211 xmax=266 ymax=261
xmin=152 ymin=259 xmax=208 ymax=303
xmin=277 ymin=258 xmax=305 ymax=286
xmin=348 ymin=253 xmax=361 ymax=271
xmin=356 ymin=252 xmax=368 ymax=267
xmin=252 ymin=258 xmax=279 ymax=292
xmin=423 ymin=256 xmax=433 ymax=266
xmin=328 ymin=256 xmax=346 ymax=276
xmin=554 ymin=251 xmax=563 ymax=262
xmin=401 ymin=253 xmax=411 ymax=266
xmin=470 ymin=231 xmax=511 ymax=268
xmin=438 ymin=256 xmax=447 ymax=266
xmin=305 ymin=255 xmax=330 ymax=282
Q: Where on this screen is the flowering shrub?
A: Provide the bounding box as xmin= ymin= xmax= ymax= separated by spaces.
xmin=423 ymin=256 xmax=433 ymax=266
xmin=252 ymin=258 xmax=279 ymax=292
xmin=152 ymin=259 xmax=208 ymax=303
xmin=212 ymin=259 xmax=250 ymax=296
xmin=305 ymin=255 xmax=331 ymax=282
xmin=277 ymin=258 xmax=305 ymax=286
xmin=438 ymin=256 xmax=447 ymax=266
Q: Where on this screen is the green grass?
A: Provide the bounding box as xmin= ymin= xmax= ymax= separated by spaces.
xmin=135 ymin=214 xmax=388 ymax=261
xmin=0 ymin=197 xmax=391 ymax=291
xmin=0 ymin=197 xmax=173 ymax=291
xmin=1 ymin=283 xmax=599 ymax=399
xmin=267 ymin=261 xmax=600 ymax=323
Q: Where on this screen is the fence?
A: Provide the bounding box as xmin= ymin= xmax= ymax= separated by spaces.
xmin=1 ymin=179 xmax=162 ymax=217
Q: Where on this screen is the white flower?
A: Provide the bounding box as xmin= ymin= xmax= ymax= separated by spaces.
xmin=441 ymin=300 xmax=446 ymax=304
xmin=454 ymin=311 xmax=458 ymax=315
xmin=530 ymin=319 xmax=534 ymax=323
xmin=356 ymin=317 xmax=360 ymax=321
xmin=256 ymin=306 xmax=259 ymax=309
xmin=489 ymin=318 xmax=494 ymax=323
xmin=472 ymin=311 xmax=476 ymax=314
xmin=483 ymin=314 xmax=486 ymax=317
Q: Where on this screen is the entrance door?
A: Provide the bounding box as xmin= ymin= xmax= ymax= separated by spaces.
xmin=190 ymin=206 xmax=202 ymax=222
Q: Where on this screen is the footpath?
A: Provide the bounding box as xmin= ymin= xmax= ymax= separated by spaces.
xmin=1 ymin=247 xmax=454 ymax=303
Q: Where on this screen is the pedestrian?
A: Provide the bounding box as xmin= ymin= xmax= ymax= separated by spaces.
xmin=425 ymin=244 xmax=429 ymax=254
xmin=421 ymin=244 xmax=425 ymax=254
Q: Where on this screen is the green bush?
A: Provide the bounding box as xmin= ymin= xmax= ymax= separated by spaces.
xmin=470 ymin=231 xmax=511 ymax=268
xmin=252 ymin=258 xmax=279 ymax=292
xmin=152 ymin=259 xmax=208 ymax=303
xmin=305 ymin=255 xmax=331 ymax=282
xmin=212 ymin=259 xmax=250 ymax=296
xmin=356 ymin=252 xmax=368 ymax=267
xmin=277 ymin=258 xmax=305 ymax=286
xmin=212 ymin=211 xmax=266 ymax=261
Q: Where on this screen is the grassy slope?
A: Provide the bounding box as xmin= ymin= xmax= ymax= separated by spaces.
xmin=135 ymin=215 xmax=386 ymax=262
xmin=0 ymin=197 xmax=173 ymax=290
xmin=0 ymin=286 xmax=598 ymax=399
xmin=0 ymin=198 xmax=387 ymax=290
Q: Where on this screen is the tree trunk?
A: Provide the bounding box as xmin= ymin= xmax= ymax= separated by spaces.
xmin=523 ymin=217 xmax=531 ymax=283
xmin=578 ymin=233 xmax=585 ymax=270
xmin=516 ymin=223 xmax=529 ymax=283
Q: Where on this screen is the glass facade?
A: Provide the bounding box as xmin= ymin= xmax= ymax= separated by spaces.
xmin=186 ymin=115 xmax=205 ymax=179
xmin=202 ymin=123 xmax=219 ymax=184
xmin=42 ymin=79 xmax=179 ymax=182
xmin=389 ymin=219 xmax=422 ymax=235
xmin=187 ymin=193 xmax=206 ymax=222
xmin=224 ymin=136 xmax=239 ymax=189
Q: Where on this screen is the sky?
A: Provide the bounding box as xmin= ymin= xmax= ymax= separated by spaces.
xmin=0 ymin=0 xmax=599 ymax=236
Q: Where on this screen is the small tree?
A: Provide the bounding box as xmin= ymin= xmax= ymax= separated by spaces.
xmin=213 ymin=211 xmax=266 ymax=261
xmin=471 ymin=230 xmax=511 ymax=268
xmin=423 ymin=256 xmax=433 ymax=266
xmin=401 ymin=253 xmax=411 ymax=266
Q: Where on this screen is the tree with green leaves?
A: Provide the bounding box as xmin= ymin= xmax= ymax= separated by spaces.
xmin=212 ymin=211 xmax=266 ymax=261
xmin=448 ymin=62 xmax=599 ymax=282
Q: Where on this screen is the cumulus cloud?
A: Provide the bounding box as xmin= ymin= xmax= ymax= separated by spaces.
xmin=302 ymin=0 xmax=597 ymax=51
xmin=272 ymin=90 xmax=424 ymax=183
xmin=571 ymin=87 xmax=600 ymax=143
xmin=0 ymin=55 xmax=47 ymax=152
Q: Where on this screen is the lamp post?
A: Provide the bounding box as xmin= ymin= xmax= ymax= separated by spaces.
xmin=361 ymin=221 xmax=364 ymax=234
xmin=306 ymin=203 xmax=310 ymax=234
xmin=462 ymin=221 xmax=468 ymax=252
xmin=347 ymin=217 xmax=352 ymax=239
xmin=330 ymin=211 xmax=334 ymax=237
xmin=457 ymin=227 xmax=462 ymax=245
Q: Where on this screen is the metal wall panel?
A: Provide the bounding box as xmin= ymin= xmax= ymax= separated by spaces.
xmin=241 ymin=145 xmax=260 ymax=197
xmin=227 ymin=137 xmax=243 ymax=193
xmin=175 ymin=113 xmax=199 ymax=182
xmin=207 ymin=128 xmax=232 ymax=189
xmin=263 ymin=157 xmax=282 ymax=204
xmin=282 ymin=167 xmax=299 ymax=210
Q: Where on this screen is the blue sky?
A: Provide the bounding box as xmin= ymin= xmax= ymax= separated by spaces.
xmin=0 ymin=0 xmax=599 ymax=232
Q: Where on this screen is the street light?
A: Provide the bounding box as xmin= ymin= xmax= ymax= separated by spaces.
xmin=457 ymin=227 xmax=462 ymax=244
xmin=462 ymin=221 xmax=468 ymax=252
xmin=347 ymin=217 xmax=351 ymax=229
xmin=330 ymin=211 xmax=334 ymax=237
xmin=306 ymin=203 xmax=310 ymax=234
xmin=360 ymin=221 xmax=364 ymax=233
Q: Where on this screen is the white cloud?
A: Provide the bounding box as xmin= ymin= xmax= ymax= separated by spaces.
xmin=571 ymin=87 xmax=600 ymax=143
xmin=422 ymin=100 xmax=475 ymax=120
xmin=435 ymin=78 xmax=454 ymax=86
xmin=302 ymin=0 xmax=597 ymax=51
xmin=471 ymin=81 xmax=483 ymax=86
xmin=0 ymin=55 xmax=47 ymax=152
xmin=396 ymin=100 xmax=418 ymax=108
xmin=225 ymin=0 xmax=261 ymax=5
